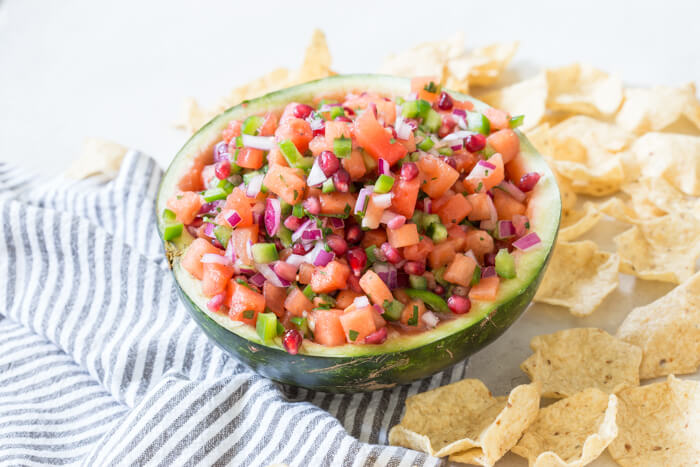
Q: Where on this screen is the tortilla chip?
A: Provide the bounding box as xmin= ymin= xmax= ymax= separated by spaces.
xmin=559 ymin=202 xmax=602 ymax=241
xmin=534 ymin=241 xmax=620 ymax=316
xmin=380 ymin=33 xmax=465 ymax=84
xmin=389 ymin=379 xmax=540 ymax=465
xmin=615 ymin=82 xmax=700 ymax=134
xmin=626 ymin=177 xmax=700 ymax=220
xmin=608 ymin=376 xmax=700 ymax=466
xmin=616 ymin=271 xmax=700 ymax=379
xmin=614 ymin=212 xmax=700 ymax=284
xmin=598 ymin=197 xmax=645 ymax=224
xmin=631 ymin=132 xmax=700 ymax=196
xmin=547 ymin=116 xmax=633 ymax=196
xmin=521 ymin=328 xmax=641 ymax=398
xmin=546 ymin=63 xmax=623 ymax=117
xmin=512 ymin=389 xmax=618 ymax=467
xmin=480 ymin=73 xmax=547 ymax=131
xmin=621 ymin=181 xmax=669 ymax=219
xmin=65 ymin=137 xmax=128 ymax=180
xmin=296 ymin=29 xmax=333 ymax=82
xmin=447 ymin=41 xmax=519 ymax=88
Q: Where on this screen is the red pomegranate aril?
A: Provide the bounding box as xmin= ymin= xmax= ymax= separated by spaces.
xmin=433 ymin=284 xmax=445 ymax=295
xmin=345 ymin=225 xmax=364 ymax=244
xmin=519 ymin=172 xmax=541 ymax=192
xmin=282 ymin=329 xmax=303 ymax=355
xmin=347 ymin=273 xmax=363 ymax=293
xmin=464 ymin=133 xmax=487 ymax=152
xmin=318 ymin=151 xmax=340 ymax=176
xmin=292 ymin=243 xmax=308 ymax=255
xmin=484 ymin=252 xmax=497 ymax=267
xmin=214 ymin=160 xmax=231 ymax=180
xmin=437 ymin=91 xmax=454 ymax=110
xmin=284 ymin=216 xmax=304 ymax=231
xmin=333 ymin=168 xmax=350 ymax=192
xmin=400 ymin=162 xmax=419 ymax=181
xmin=326 ymin=234 xmax=348 ymax=256
xmin=303 ymin=196 xmax=321 ymax=215
xmin=447 ymin=295 xmax=471 ymax=314
xmin=364 ymin=327 xmax=388 ymax=344
xmin=347 ymin=247 xmax=367 ymax=276
xmin=403 ymin=261 xmax=425 ymax=276
xmin=343 ymin=106 xmax=355 ymax=116
xmin=380 ymin=242 xmax=402 ymax=264
xmin=335 ymin=115 xmax=352 ymax=122
xmin=312 ymin=123 xmax=326 ymax=137
xmin=444 ymin=157 xmax=457 ymax=169
xmin=293 ymin=104 xmax=314 ymax=119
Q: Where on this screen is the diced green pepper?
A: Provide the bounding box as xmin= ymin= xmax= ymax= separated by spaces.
xmin=466 ymin=112 xmax=490 ymax=135
xmin=401 ymin=100 xmax=420 ymax=119
xmin=406 ymin=304 xmax=419 ymax=326
xmin=290 ymin=316 xmax=311 ymax=338
xmin=276 ymin=320 xmax=286 ymax=336
xmin=482 ymin=144 xmax=497 ymax=159
xmin=278 ymin=139 xmax=313 ymax=169
xmin=277 ymin=226 xmax=292 ymax=248
xmin=242 ymin=115 xmax=264 ymax=135
xmin=509 ymin=115 xmax=525 ymax=128
xmin=202 ymin=187 xmax=228 ymax=202
xmin=217 ymin=178 xmax=235 ymax=195
xmin=471 ymin=265 xmax=482 ymax=286
xmin=417 ymin=135 xmax=435 ymax=151
xmin=162 ymin=208 xmax=177 ymax=222
xmin=333 ymin=136 xmax=352 ymax=158
xmin=437 ymin=147 xmax=453 ymax=156
xmin=433 ymin=266 xmax=449 ymax=287
xmin=250 ymin=243 xmax=279 ymax=264
xmin=419 ymin=213 xmax=440 ymax=232
xmin=374 ymin=174 xmax=395 ymax=193
xmin=329 ymin=106 xmax=345 ymax=120
xmin=256 ymin=312 xmax=278 ymax=343
xmin=322 ymin=178 xmax=336 ymax=193
xmin=214 ymin=225 xmax=233 ymax=247
xmin=365 ymin=245 xmax=381 ymax=264
xmin=382 ymin=299 xmax=404 ymax=321
xmin=292 ymin=203 xmax=304 ymax=218
xmin=402 ymin=288 xmax=449 ymax=313
xmin=302 ymin=285 xmax=314 ymax=300
xmin=348 ymin=329 xmax=359 ymax=341
xmin=409 ymin=275 xmax=428 ymax=290
xmin=426 ymin=222 xmax=448 ymax=243
xmin=280 ymin=200 xmax=292 ymax=216
xmin=317 ymin=294 xmax=336 ymax=308
xmin=423 ymin=109 xmax=442 ymax=133
xmin=411 ymin=210 xmax=425 ymax=227
xmin=495 ymin=248 xmax=516 ymax=279
xmin=163 ymin=223 xmax=183 ymax=242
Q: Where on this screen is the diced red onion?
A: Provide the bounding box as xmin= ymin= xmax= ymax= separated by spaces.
xmin=225 ymin=210 xmax=241 ymax=228
xmin=513 ymin=232 xmax=542 ymax=251
xmin=241 ymin=134 xmax=275 ymax=150
xmin=201 ymin=253 xmax=232 ymax=266
xmin=497 ymin=220 xmax=516 ymax=239
xmin=249 ymin=273 xmax=266 ymax=288
xmin=353 ymin=296 xmax=370 ymax=309
xmin=291 ymin=219 xmax=315 ymax=242
xmin=512 ymin=215 xmax=529 ymax=237
xmin=264 ymin=198 xmax=281 ymax=236
xmin=377 ymin=158 xmax=392 ymax=175
xmin=284 ymin=254 xmax=306 ymax=267
xmin=246 ymin=174 xmax=264 ymax=198
xmin=329 ymin=217 xmax=344 ymax=229
xmin=452 ymin=109 xmax=467 ymax=118
xmin=252 ymin=212 xmax=263 ymax=226
xmin=423 ymin=199 xmax=432 ymax=214
xmin=497 ymin=181 xmax=526 ymax=202
xmin=308 ymin=117 xmax=324 ymax=131
xmin=373 ymin=304 xmax=384 ymax=315
xmin=203 ymin=222 xmax=215 ymax=237
xmin=256 ymin=263 xmax=290 ymax=287
xmin=273 ymin=261 xmax=298 ymax=282
xmin=421 ymin=311 xmax=439 ymax=328
xmin=236 ymin=262 xmax=256 ymax=276
xmin=307 ymin=158 xmax=328 ymax=187
xmin=380 ymin=211 xmax=406 ymax=229
xmin=302 ymin=229 xmax=322 ymax=241
xmin=224 ymin=238 xmax=236 ymax=262
xmin=354 ymin=186 xmax=373 ymax=214
xmin=207 ymin=293 xmax=225 ymax=312
xmin=312 ymin=248 xmax=334 ymax=267
xmin=246 ymin=240 xmax=253 ymax=262
xmin=198 ymin=200 xmax=222 ymax=216
xmin=482 ymin=266 xmax=496 ymax=278
xmin=394 ymin=116 xmax=412 ymax=140
xmin=464 ymin=249 xmax=477 ymax=262
xmin=451 ymin=144 xmax=463 ymax=151
xmin=373 ymin=193 xmax=393 ymax=209
xmin=438 ymin=130 xmax=473 ymax=147
xmin=478 ymin=160 xmax=496 ymax=170
xmin=397 ymin=272 xmax=409 ymax=288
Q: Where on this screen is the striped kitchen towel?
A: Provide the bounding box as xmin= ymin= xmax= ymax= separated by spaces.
xmin=0 ymin=151 xmax=472 ymax=467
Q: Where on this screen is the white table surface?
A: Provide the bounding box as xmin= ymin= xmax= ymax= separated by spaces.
xmin=1 ymin=1 xmax=698 ymax=466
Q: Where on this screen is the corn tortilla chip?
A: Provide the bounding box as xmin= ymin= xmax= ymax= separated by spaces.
xmin=616 ymin=82 xmax=700 ymax=134
xmin=521 ymin=328 xmax=641 ymax=398
xmin=481 ymin=73 xmax=547 ymax=131
xmin=625 ymin=177 xmax=700 ymax=220
xmin=614 ymin=212 xmax=700 ymax=284
xmin=380 ymin=33 xmax=465 ymax=84
xmin=608 ymin=375 xmax=700 ymax=466
xmin=559 ymin=202 xmax=602 ymax=241
xmin=598 ymin=197 xmax=645 ymax=224
xmin=447 ymin=41 xmax=519 ymax=88
xmin=534 ymin=241 xmax=620 ymax=316
xmin=512 ymin=389 xmax=618 ymax=467
xmin=616 ymin=271 xmax=700 ymax=379
xmin=65 ymin=138 xmax=128 ymax=180
xmin=388 ymin=379 xmax=540 ymax=465
xmin=631 ymin=132 xmax=700 ymax=196
xmin=546 ymin=63 xmax=623 ymax=117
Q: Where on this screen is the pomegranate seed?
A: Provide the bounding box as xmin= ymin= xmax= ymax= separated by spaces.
xmin=303 ymin=196 xmax=321 ymax=215
xmin=343 ymin=106 xmax=355 ymax=116
xmin=214 ymin=160 xmax=230 ymax=180
xmin=484 ymin=252 xmax=497 ymax=267
xmin=519 ymin=172 xmax=541 ymax=192
xmin=437 ymin=91 xmax=454 ymax=110
xmin=332 ymin=168 xmax=350 ymax=192
xmin=319 ymin=151 xmax=340 ymax=176
xmin=364 ymin=327 xmax=388 ymax=344
xmin=274 ymin=261 xmax=298 ymax=282
xmin=400 ymin=162 xmax=419 ymax=181
xmin=403 ymin=261 xmax=426 ymax=275
xmin=347 ymin=273 xmax=363 ymax=293
xmin=335 ymin=115 xmax=352 ymax=122
xmin=284 ymin=216 xmax=304 ymax=231
xmin=345 ymin=225 xmax=364 ymax=244
xmin=464 ymin=133 xmax=487 ymax=152
xmin=293 ymin=104 xmax=314 ymax=119
xmin=326 ymin=234 xmax=348 ymax=256
xmin=283 ymin=329 xmax=303 ymax=355
xmin=312 ymin=122 xmax=326 ymax=137
xmin=292 ymin=243 xmax=308 ymax=255
xmin=380 ymin=242 xmax=403 ymax=264
xmin=273 ymin=238 xmax=284 ymax=251
xmin=433 ymin=284 xmax=445 ymax=295
xmin=347 ymin=248 xmax=367 ymax=276
xmin=448 ymin=295 xmax=471 ymax=314
xmin=444 ymin=157 xmax=457 ymax=169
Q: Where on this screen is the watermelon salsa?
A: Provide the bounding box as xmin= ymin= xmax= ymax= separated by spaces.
xmin=163 ymin=77 xmax=543 ymax=355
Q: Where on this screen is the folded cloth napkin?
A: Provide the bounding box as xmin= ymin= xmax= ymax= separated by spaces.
xmin=0 ymin=152 xmax=473 ymax=466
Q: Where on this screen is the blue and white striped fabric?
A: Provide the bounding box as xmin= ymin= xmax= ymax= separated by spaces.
xmin=0 ymin=152 xmax=471 ymax=466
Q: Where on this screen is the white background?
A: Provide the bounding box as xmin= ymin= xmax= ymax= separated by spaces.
xmin=1 ymin=1 xmax=698 ymax=466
